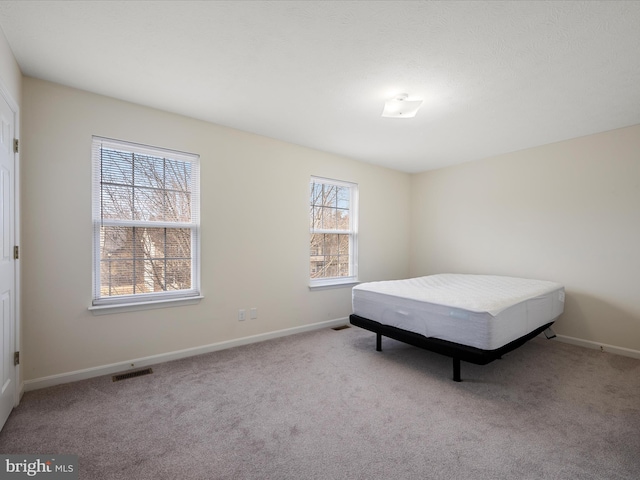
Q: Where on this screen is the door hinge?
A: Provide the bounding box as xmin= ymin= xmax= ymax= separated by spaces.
xmin=14 ymin=351 xmax=19 ymax=366
xmin=13 ymin=138 xmax=18 ymax=154
xmin=13 ymin=245 xmax=18 ymax=260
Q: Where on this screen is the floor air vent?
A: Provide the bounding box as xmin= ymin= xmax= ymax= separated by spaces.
xmin=332 ymin=325 xmax=351 ymax=331
xmin=112 ymin=368 xmax=153 ymax=382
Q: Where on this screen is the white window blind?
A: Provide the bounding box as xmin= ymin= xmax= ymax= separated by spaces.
xmin=91 ymin=136 xmax=200 ymax=306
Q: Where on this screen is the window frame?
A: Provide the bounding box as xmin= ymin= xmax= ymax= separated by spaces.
xmin=309 ymin=176 xmax=359 ymax=288
xmin=90 ymin=136 xmax=201 ymax=311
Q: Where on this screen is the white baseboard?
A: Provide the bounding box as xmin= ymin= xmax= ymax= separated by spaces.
xmin=554 ymin=334 xmax=640 ymax=360
xmin=23 ymin=317 xmax=349 ymax=392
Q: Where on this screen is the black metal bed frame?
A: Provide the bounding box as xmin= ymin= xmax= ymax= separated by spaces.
xmin=349 ymin=314 xmax=554 ymax=382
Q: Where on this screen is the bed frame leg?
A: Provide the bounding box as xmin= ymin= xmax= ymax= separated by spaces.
xmin=453 ymin=358 xmax=462 ymax=382
xmin=376 ymin=333 xmax=382 ymax=352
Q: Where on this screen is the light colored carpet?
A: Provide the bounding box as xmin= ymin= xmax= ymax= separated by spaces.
xmin=1 ymin=326 xmax=639 ymax=479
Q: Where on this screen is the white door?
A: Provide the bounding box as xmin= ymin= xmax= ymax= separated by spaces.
xmin=0 ymin=92 xmax=16 ymax=431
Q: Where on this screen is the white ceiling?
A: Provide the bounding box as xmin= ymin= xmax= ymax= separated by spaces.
xmin=1 ymin=1 xmax=639 ymax=173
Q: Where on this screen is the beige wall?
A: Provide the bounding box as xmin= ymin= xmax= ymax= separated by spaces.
xmin=0 ymin=27 xmax=20 ymax=104
xmin=410 ymin=124 xmax=640 ymax=351
xmin=19 ymin=72 xmax=640 ymax=381
xmin=21 ymin=77 xmax=411 ymax=381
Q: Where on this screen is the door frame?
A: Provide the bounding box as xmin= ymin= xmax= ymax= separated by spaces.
xmin=0 ymin=78 xmax=21 ymax=409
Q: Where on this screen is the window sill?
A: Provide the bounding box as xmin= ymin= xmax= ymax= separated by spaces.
xmin=309 ymin=280 xmax=359 ymax=290
xmin=89 ymin=295 xmax=204 ymax=316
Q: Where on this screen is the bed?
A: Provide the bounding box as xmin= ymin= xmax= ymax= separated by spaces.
xmin=350 ymin=274 xmax=565 ymax=381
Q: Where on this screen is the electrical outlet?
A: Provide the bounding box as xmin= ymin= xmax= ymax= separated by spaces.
xmin=250 ymin=308 xmax=257 ymax=319
xmin=238 ymin=309 xmax=246 ymax=321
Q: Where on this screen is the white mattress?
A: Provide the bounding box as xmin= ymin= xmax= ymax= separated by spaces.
xmin=352 ymin=274 xmax=565 ymax=350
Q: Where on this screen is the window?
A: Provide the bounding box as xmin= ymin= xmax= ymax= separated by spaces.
xmin=91 ymin=137 xmax=200 ymax=308
xmin=309 ymin=176 xmax=358 ymax=287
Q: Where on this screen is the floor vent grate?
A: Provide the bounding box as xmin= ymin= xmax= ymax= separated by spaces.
xmin=112 ymin=368 xmax=153 ymax=382
xmin=332 ymin=325 xmax=351 ymax=331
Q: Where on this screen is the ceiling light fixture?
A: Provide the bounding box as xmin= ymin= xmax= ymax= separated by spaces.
xmin=381 ymin=93 xmax=423 ymax=118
